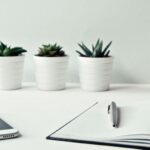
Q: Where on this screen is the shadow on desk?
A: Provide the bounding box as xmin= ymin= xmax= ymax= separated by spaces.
xmin=9 ymin=83 xmax=150 ymax=95
xmin=110 ymin=84 xmax=150 ymax=94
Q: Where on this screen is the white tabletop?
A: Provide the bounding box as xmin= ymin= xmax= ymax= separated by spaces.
xmin=0 ymin=83 xmax=150 ymax=150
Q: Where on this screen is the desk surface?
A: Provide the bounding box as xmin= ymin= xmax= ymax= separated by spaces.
xmin=0 ymin=83 xmax=150 ymax=150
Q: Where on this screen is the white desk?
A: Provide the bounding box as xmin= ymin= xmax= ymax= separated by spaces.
xmin=0 ymin=83 xmax=150 ymax=150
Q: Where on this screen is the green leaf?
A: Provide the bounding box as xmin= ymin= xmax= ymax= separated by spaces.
xmin=11 ymin=47 xmax=24 ymax=51
xmin=92 ymin=44 xmax=95 ymax=52
xmin=0 ymin=50 xmax=3 ymax=56
xmin=92 ymin=49 xmax=97 ymax=57
xmin=3 ymin=48 xmax=12 ymax=56
xmin=0 ymin=42 xmax=27 ymax=56
xmin=95 ymin=40 xmax=103 ymax=56
xmin=95 ymin=38 xmax=100 ymax=49
xmin=78 ymin=43 xmax=92 ymax=57
xmin=11 ymin=47 xmax=27 ymax=55
xmin=37 ymin=43 xmax=65 ymax=57
xmin=99 ymin=40 xmax=103 ymax=51
xmin=105 ymin=50 xmax=110 ymax=57
xmin=0 ymin=41 xmax=7 ymax=51
xmin=59 ymin=50 xmax=65 ymax=56
xmin=49 ymin=50 xmax=58 ymax=56
xmin=76 ymin=50 xmax=86 ymax=57
xmin=100 ymin=41 xmax=112 ymax=57
xmin=76 ymin=38 xmax=112 ymax=57
xmin=103 ymin=41 xmax=112 ymax=53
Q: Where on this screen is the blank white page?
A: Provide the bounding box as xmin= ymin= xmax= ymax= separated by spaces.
xmin=51 ymin=100 xmax=150 ymax=141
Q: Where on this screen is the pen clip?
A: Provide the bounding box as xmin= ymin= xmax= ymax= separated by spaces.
xmin=108 ymin=105 xmax=110 ymax=114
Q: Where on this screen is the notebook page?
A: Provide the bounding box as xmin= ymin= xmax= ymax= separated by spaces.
xmin=51 ymin=100 xmax=150 ymax=140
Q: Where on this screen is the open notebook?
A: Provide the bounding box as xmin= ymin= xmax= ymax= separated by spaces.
xmin=47 ymin=100 xmax=150 ymax=149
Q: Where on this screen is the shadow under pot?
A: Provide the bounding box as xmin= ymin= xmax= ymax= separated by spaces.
xmin=0 ymin=55 xmax=25 ymax=90
xmin=34 ymin=56 xmax=69 ymax=91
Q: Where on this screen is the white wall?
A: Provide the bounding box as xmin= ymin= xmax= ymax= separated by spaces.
xmin=0 ymin=0 xmax=150 ymax=83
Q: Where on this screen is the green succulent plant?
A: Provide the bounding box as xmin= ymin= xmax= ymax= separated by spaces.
xmin=0 ymin=41 xmax=27 ymax=56
xmin=36 ymin=43 xmax=66 ymax=57
xmin=76 ymin=38 xmax=112 ymax=57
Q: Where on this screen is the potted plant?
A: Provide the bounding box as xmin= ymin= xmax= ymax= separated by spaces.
xmin=0 ymin=41 xmax=27 ymax=90
xmin=76 ymin=38 xmax=113 ymax=91
xmin=34 ymin=43 xmax=68 ymax=90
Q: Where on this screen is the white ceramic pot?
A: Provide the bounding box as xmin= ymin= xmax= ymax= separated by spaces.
xmin=78 ymin=57 xmax=113 ymax=91
xmin=0 ymin=55 xmax=25 ymax=90
xmin=34 ymin=56 xmax=69 ymax=91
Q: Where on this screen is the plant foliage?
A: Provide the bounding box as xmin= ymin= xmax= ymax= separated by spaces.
xmin=76 ymin=38 xmax=112 ymax=57
xmin=36 ymin=43 xmax=66 ymax=57
xmin=0 ymin=41 xmax=27 ymax=56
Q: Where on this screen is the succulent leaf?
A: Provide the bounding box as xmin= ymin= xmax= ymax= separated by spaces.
xmin=3 ymin=47 xmax=12 ymax=56
xmin=92 ymin=44 xmax=95 ymax=52
xmin=95 ymin=40 xmax=103 ymax=56
xmin=76 ymin=38 xmax=112 ymax=58
xmin=0 ymin=42 xmax=27 ymax=56
xmin=11 ymin=47 xmax=27 ymax=56
xmin=78 ymin=43 xmax=92 ymax=57
xmin=92 ymin=48 xmax=97 ymax=57
xmin=36 ymin=43 xmax=66 ymax=57
xmin=95 ymin=38 xmax=100 ymax=49
xmin=76 ymin=50 xmax=86 ymax=57
xmin=0 ymin=42 xmax=7 ymax=51
xmin=0 ymin=50 xmax=2 ymax=56
xmin=103 ymin=41 xmax=112 ymax=53
xmin=105 ymin=50 xmax=110 ymax=57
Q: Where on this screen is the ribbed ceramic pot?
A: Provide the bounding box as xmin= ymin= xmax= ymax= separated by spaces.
xmin=0 ymin=55 xmax=25 ymax=90
xmin=78 ymin=56 xmax=113 ymax=91
xmin=34 ymin=56 xmax=69 ymax=91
